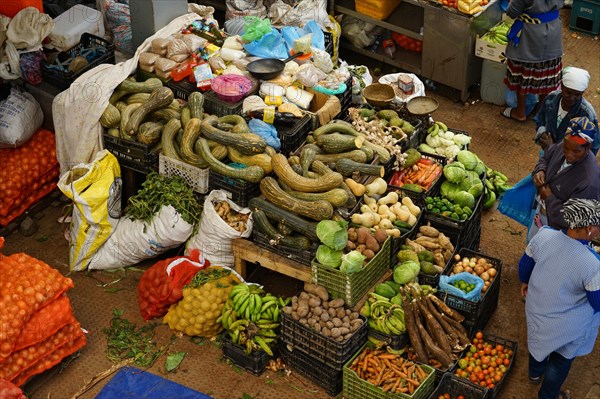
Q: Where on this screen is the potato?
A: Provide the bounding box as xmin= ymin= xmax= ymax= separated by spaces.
xmin=356 ymin=227 xmax=371 ymax=244
xmin=292 ymin=301 xmax=298 ymax=311
xmin=362 ymin=249 xmax=375 ymax=261
xmin=332 ymin=317 xmax=343 ymax=327
xmin=297 ymin=306 xmax=309 ymax=318
xmin=308 ymin=297 xmax=321 ymax=308
xmin=312 ymin=306 xmax=323 ymax=316
xmin=322 ymin=301 xmax=329 ymax=309
xmin=326 ymin=321 xmax=334 ymax=329
xmin=299 ymin=318 xmax=308 ymax=325
xmin=282 ymin=306 xmax=293 ymax=314
xmin=328 ymin=307 xmax=337 ymax=317
xmin=356 ymin=244 xmax=366 ymax=254
xmin=314 ymin=323 xmax=322 ymax=332
xmin=364 ymin=234 xmax=380 ymax=253
xmin=336 ymin=308 xmax=346 ymax=319
xmin=330 ymin=327 xmax=341 ymax=338
xmin=322 ymin=327 xmax=331 ymax=337
xmin=339 ymin=327 xmax=350 ymax=336
xmin=374 ymin=228 xmax=387 ymax=244
xmin=346 ymin=309 xmax=352 ymax=315
xmin=350 ymin=318 xmax=364 ymax=330
xmin=291 ymin=311 xmax=300 ymax=321
xmin=346 ymin=240 xmax=356 ymax=251
xmin=348 ymin=228 xmax=358 ymax=242
xmin=344 ymin=332 xmax=354 ymax=341
xmin=304 ymin=283 xmax=329 ymax=302
xmin=342 ymin=316 xmax=350 ymax=324
xmin=329 ymin=298 xmax=345 ymax=309
xmin=299 ymin=291 xmax=310 ymax=301
xmin=336 ymin=335 xmax=345 ymax=342
xmin=320 ymin=312 xmax=330 ymax=322
xmin=307 ymin=318 xmax=317 ymax=326
xmin=348 ymin=312 xmax=358 ymax=320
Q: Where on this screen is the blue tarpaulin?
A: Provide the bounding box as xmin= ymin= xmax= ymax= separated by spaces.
xmin=95 ymin=367 xmax=213 ymax=399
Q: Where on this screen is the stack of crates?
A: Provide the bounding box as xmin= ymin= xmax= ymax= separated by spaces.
xmin=570 ymin=0 xmax=600 ymax=35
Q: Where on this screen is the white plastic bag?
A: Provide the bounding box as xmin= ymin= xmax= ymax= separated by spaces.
xmin=88 ymin=205 xmax=194 ymax=270
xmin=186 ymin=190 xmax=253 ymax=268
xmin=0 ymin=87 xmax=43 ymax=148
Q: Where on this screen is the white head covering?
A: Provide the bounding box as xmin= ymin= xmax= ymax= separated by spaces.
xmin=562 ymin=67 xmax=590 ymax=92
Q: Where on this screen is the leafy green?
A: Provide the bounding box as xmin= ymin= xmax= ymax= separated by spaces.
xmin=340 ymin=250 xmax=366 ymax=274
xmin=166 ymin=351 xmax=186 ymax=372
xmin=454 ymin=191 xmax=475 ymax=209
xmin=316 ymin=220 xmax=348 ymax=251
xmin=443 ymin=162 xmax=466 ymax=183
xmin=456 ymin=150 xmax=479 ymax=170
xmin=316 ymin=244 xmax=343 ymax=268
xmin=393 ymin=261 xmax=420 ymax=284
xmin=440 ymin=180 xmax=463 ymax=201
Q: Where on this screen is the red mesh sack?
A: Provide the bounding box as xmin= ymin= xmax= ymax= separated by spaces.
xmin=138 ymin=249 xmax=209 ymax=320
xmin=14 ymin=294 xmax=76 ymax=352
xmin=12 ymin=332 xmax=86 ymax=387
xmin=0 ymin=322 xmax=82 ymax=382
xmin=0 ymin=254 xmax=74 ymax=362
xmin=0 ymin=378 xmax=26 ymax=399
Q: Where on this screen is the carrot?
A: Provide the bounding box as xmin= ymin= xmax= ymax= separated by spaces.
xmin=406 ymin=377 xmax=420 ymax=387
xmin=378 ymin=353 xmax=398 ymax=360
xmin=418 ymin=158 xmax=434 ymax=165
xmin=408 ymin=382 xmax=415 ymax=395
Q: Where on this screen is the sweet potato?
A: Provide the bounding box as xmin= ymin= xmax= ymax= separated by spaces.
xmin=356 ymin=227 xmax=371 ymax=244
xmin=374 ymin=228 xmax=388 ymax=244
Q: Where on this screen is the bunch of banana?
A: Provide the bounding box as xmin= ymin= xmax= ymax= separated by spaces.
xmin=426 ymin=120 xmax=448 ymax=138
xmin=482 ymin=21 xmax=511 ymax=45
xmin=483 ymin=168 xmax=511 ymax=209
xmin=361 ymin=292 xmax=406 ymax=336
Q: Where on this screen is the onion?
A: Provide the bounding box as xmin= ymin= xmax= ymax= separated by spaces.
xmin=465 ymin=266 xmax=473 ymax=274
xmin=488 ymin=268 xmax=497 ymax=277
xmin=480 ymin=271 xmax=490 ymax=281
xmin=454 ymin=265 xmax=464 ymax=274
xmin=474 ymin=266 xmax=484 ymax=275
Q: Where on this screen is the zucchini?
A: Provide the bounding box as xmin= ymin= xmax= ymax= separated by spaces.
xmin=312 ymin=121 xmax=361 ymax=138
xmin=201 ymin=115 xmax=267 ymax=155
xmin=271 ymin=153 xmax=343 ymax=193
xmin=300 ymin=146 xmax=318 ymax=177
xmin=227 ymin=146 xmax=273 ymax=174
xmin=219 ymin=115 xmax=250 ymax=133
xmin=100 ymin=103 xmax=120 ymax=128
xmin=196 ymin=138 xmax=264 ymax=183
xmin=188 ymin=91 xmax=204 ymax=120
xmin=314 ymin=150 xmax=368 ymax=164
xmin=161 ymin=118 xmax=183 ymax=161
xmin=151 ymin=108 xmax=180 ymax=122
xmin=279 ymin=182 xmax=349 ymax=207
xmin=336 ymin=159 xmax=384 ymax=178
xmin=277 ymin=222 xmax=293 ymax=236
xmin=181 ymin=118 xmax=206 ymax=167
xmin=117 ymin=77 xmax=163 ymax=94
xmin=125 ymin=87 xmax=174 ymax=136
xmin=253 ymin=210 xmax=312 ymax=249
xmin=358 ymin=145 xmax=375 ymax=162
xmin=119 ymin=103 xmax=141 ymax=139
xmin=137 ymin=121 xmax=164 ymax=145
xmin=248 ymin=197 xmax=318 ymax=241
xmin=180 ymin=105 xmax=191 ymax=127
xmin=315 ymin=133 xmax=364 ymax=153
xmin=260 ymin=177 xmax=333 ymax=221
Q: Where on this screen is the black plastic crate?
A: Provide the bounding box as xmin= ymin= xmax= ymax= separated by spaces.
xmin=103 ymin=133 xmax=159 ymax=174
xmin=324 ymin=30 xmax=334 ymax=56
xmin=437 ymin=249 xmax=502 ymax=332
xmin=337 ymin=75 xmax=353 ymax=120
xmin=428 ymin=373 xmax=489 ymax=399
xmin=166 ymin=79 xmax=198 ymax=100
xmin=276 ymin=114 xmax=312 ymax=155
xmin=280 ymin=312 xmax=368 ymax=366
xmin=278 ymin=340 xmax=343 ymax=396
xmin=41 ymin=33 xmax=115 ymax=90
xmin=252 ymin=229 xmax=317 ymax=267
xmin=203 ymin=89 xmax=246 ymax=116
xmin=450 ymin=333 xmax=518 ymax=399
xmin=221 ymin=334 xmax=272 ymax=375
xmin=208 ymin=169 xmax=260 ymax=208
xmin=367 ymin=329 xmax=409 ymax=350
xmin=387 ymin=152 xmax=447 ymax=203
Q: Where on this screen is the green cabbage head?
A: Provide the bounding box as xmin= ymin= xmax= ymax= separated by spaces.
xmin=454 ymin=191 xmax=476 ymax=209
xmin=393 ymin=261 xmax=421 ymax=284
xmin=340 ymin=250 xmax=366 ymax=274
xmin=316 ymin=245 xmax=343 ymax=268
xmin=443 ymin=162 xmax=466 ymax=183
xmin=316 ymin=220 xmax=348 ymax=251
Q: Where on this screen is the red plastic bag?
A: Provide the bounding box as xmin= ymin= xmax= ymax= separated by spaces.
xmin=0 ymin=378 xmax=26 ymax=399
xmin=138 ymin=249 xmax=209 ymax=320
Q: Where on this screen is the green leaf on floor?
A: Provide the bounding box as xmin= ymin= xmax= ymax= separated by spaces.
xmin=166 ymin=351 xmax=186 ymax=372
xmin=36 ymin=235 xmax=49 ymax=242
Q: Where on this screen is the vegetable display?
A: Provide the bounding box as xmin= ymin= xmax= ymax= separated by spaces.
xmin=282 ymin=283 xmax=364 ymax=342
xmin=388 ymin=152 xmax=443 ymax=192
xmin=419 ymin=121 xmax=471 ymax=161
xmin=401 ymin=224 xmax=456 ymax=274
xmin=425 ymin=196 xmax=474 ymax=221
xmin=360 ymin=283 xmax=414 ymax=335
xmin=449 ymin=255 xmax=498 ymax=294
xmin=347 ymin=346 xmax=432 ymax=395
xmin=218 ymin=283 xmax=288 ymax=356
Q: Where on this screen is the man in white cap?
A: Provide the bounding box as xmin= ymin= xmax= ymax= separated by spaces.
xmin=534 ymin=66 xmax=599 ymax=154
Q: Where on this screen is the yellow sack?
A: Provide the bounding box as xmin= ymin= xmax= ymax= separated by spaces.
xmin=58 ymin=150 xmax=121 ymax=271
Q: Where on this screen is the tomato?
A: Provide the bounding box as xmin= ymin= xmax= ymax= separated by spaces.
xmin=475 ymin=331 xmax=484 ymax=340
xmin=496 ymin=344 xmax=504 ymax=352
xmin=470 ymin=374 xmax=478 ymax=383
xmin=494 ymin=373 xmax=503 ymax=382
xmin=503 ymin=358 xmax=511 ymax=366
xmin=458 ymin=396 xmax=466 ymax=399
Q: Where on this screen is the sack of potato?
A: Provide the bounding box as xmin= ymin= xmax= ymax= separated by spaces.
xmin=163 ymin=267 xmax=242 ymax=337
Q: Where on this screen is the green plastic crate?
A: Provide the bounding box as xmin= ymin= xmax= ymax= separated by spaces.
xmin=311 ymin=237 xmax=391 ymax=307
xmin=343 ymin=344 xmax=436 ymax=399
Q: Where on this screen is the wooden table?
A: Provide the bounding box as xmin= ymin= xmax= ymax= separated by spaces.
xmin=232 ymin=238 xmax=312 ymax=282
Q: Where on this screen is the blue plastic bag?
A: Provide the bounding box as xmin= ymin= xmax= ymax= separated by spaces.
xmin=243 ymin=28 xmax=288 ymax=59
xmin=498 ymin=174 xmax=536 ymax=227
xmin=249 ymin=118 xmax=281 ymax=151
xmin=505 ymin=89 xmax=538 ymax=117
xmin=439 ymin=272 xmax=484 ymax=302
xmin=281 ymin=20 xmax=326 ymax=53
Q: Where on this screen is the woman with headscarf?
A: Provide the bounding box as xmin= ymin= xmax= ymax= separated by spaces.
xmin=518 ymin=198 xmax=600 ymax=399
xmin=501 ymin=0 xmax=564 ymax=122
xmin=534 ymin=67 xmax=599 ymax=154
xmin=528 ymin=116 xmax=600 ymax=241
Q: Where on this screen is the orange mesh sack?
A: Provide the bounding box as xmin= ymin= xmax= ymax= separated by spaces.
xmin=0 ymin=254 xmax=74 ymax=362
xmin=0 ymin=322 xmax=82 ymax=382
xmin=14 ymin=295 xmax=76 ymax=352
xmin=0 ymin=378 xmax=26 ymax=399
xmin=138 ymin=249 xmax=210 ymax=321
xmin=12 ymin=331 xmax=86 ymax=387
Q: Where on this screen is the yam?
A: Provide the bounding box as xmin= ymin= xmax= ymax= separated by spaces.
xmin=304 ymin=283 xmax=329 ymax=302
xmin=374 ymin=228 xmax=387 ymax=244
xmin=356 ymin=227 xmax=371 ymax=244
xmin=419 ymin=225 xmax=439 ymax=237
xmin=365 ymin=234 xmax=380 ymax=253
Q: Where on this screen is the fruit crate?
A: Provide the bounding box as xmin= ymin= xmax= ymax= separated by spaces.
xmin=208 ymin=169 xmax=261 ymax=208
xmin=437 ymin=249 xmax=502 ymax=334
xmin=311 ymin=237 xmax=392 ymax=307
xmin=413 ymin=224 xmax=460 ymax=289
xmin=41 ymin=33 xmax=115 ymax=90
xmin=367 ymin=329 xmax=409 ymax=351
xmin=158 ymin=154 xmax=209 ymax=194
xmin=427 ymin=373 xmax=489 ymax=399
xmin=387 ymin=152 xmax=447 ymax=204
xmin=343 ymin=344 xmax=436 ymax=399
xmin=280 ymin=312 xmax=368 ymax=365
xmin=278 ymin=340 xmax=343 ymax=396
xmin=221 ymin=334 xmax=272 ymax=376
xmin=252 ymin=229 xmax=317 ymax=267
xmin=103 ymin=133 xmax=159 ymax=174
xmin=276 ymin=114 xmax=312 ymax=155
xmin=450 ymin=333 xmax=518 ymax=399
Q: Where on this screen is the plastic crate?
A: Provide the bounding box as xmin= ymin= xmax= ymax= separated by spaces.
xmin=343 ymin=344 xmax=436 ymax=399
xmin=311 ymin=237 xmax=392 ymax=307
xmin=437 ymin=249 xmax=502 ymax=333
xmin=252 ymin=229 xmax=317 ymax=267
xmin=278 ymin=341 xmax=343 ymax=396
xmin=387 ymin=152 xmax=447 ymax=203
xmin=427 ymin=373 xmax=489 ymax=399
xmin=41 ymin=33 xmax=115 ymax=90
xmin=451 ymin=333 xmax=518 ymax=399
xmin=337 ymin=75 xmax=354 ymax=120
xmin=280 ymin=312 xmax=368 ymax=365
xmin=166 ymin=79 xmax=198 ymax=99
xmin=221 ymin=334 xmax=272 ymax=376
xmin=159 ymin=154 xmax=208 ymax=194
xmin=276 ymin=114 xmax=312 ymax=155
xmin=324 ymin=30 xmax=334 ymax=56
xmin=208 ymin=169 xmax=260 ymax=208
xmin=368 ymin=329 xmax=409 ymax=350
xmin=411 ymin=224 xmax=460 ymax=288
xmin=103 ymin=133 xmax=159 ymax=174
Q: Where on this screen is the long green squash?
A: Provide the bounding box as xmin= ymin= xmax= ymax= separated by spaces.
xmin=253 ymin=210 xmax=312 ymax=249
xmin=161 ymin=119 xmax=183 ymax=161
xmin=248 ymin=197 xmax=318 ymax=241
xmin=260 ymin=177 xmax=333 ymax=221
xmin=271 ymin=153 xmax=343 ymax=193
xmin=196 ymin=138 xmax=264 ymax=183
xmin=201 ymin=115 xmax=266 ymax=155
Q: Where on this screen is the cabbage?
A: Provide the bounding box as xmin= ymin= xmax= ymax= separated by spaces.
xmin=443 ymin=162 xmax=466 ymax=183
xmin=440 ymin=180 xmax=463 ymax=201
xmin=456 ymin=150 xmax=479 ymax=170
xmin=425 ymin=134 xmax=442 ymax=148
xmin=468 ymin=181 xmax=484 ymax=197
xmin=316 ymin=220 xmax=348 ymax=251
xmin=340 ymin=250 xmax=366 ymax=274
xmin=453 ymin=133 xmax=472 ymax=147
xmin=454 ymin=191 xmax=475 ymax=209
xmin=419 ymin=143 xmax=437 ymax=155
xmin=443 ymin=145 xmax=461 ymax=160
xmin=316 ymin=245 xmax=343 ymax=268
xmin=393 ymin=261 xmax=420 ymax=284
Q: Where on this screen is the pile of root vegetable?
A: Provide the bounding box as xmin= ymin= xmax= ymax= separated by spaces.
xmin=213 ymin=200 xmax=250 ymax=233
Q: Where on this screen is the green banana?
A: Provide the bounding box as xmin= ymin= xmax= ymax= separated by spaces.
xmin=257 ymin=328 xmax=277 ymax=338
xmin=237 ymin=296 xmax=250 ymax=317
xmin=260 ymin=300 xmax=277 ymax=313
xmin=272 ymin=306 xmax=280 ymax=323
xmin=254 ymin=336 xmax=274 ymax=356
xmin=229 ymin=319 xmax=249 ymax=331
xmin=435 ymin=121 xmax=448 ymax=132
xmin=253 ymin=294 xmax=263 ymax=317
xmin=361 ymin=301 xmax=371 ymax=318
xmin=256 ymin=322 xmax=279 ymax=329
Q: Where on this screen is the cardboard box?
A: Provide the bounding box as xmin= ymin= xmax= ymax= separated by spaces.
xmin=305 ymin=89 xmax=342 ymax=129
xmin=474 ymin=36 xmax=507 ymax=63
